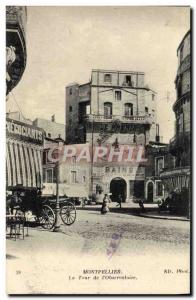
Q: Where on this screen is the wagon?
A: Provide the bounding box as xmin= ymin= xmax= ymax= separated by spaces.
xmin=7 ymin=191 xmax=77 ymax=230
xmin=40 ymin=198 xmax=77 ymax=229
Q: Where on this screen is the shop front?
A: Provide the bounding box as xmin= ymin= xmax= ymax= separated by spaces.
xmin=6 ymin=118 xmax=44 ymax=193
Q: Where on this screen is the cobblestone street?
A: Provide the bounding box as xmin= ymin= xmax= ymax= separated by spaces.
xmin=6 ymin=209 xmax=190 ymax=294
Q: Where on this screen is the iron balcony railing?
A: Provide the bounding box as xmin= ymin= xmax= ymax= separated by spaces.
xmin=85 ymin=114 xmax=151 ymax=124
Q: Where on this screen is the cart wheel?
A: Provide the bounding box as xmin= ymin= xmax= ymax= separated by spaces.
xmin=39 ymin=205 xmax=55 ymax=229
xmin=60 ymin=202 xmax=76 ymax=225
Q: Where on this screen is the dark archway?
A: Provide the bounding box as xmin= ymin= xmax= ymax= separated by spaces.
xmin=110 ymin=177 xmax=127 ymax=202
xmin=147 ymin=181 xmax=154 ymax=202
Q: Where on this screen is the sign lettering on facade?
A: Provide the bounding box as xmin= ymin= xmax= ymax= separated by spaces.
xmin=6 ymin=118 xmax=44 ymax=144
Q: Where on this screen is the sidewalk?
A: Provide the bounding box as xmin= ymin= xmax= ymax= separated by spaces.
xmin=78 ymin=202 xmax=190 ymax=221
xmin=139 ymin=211 xmax=190 ymax=221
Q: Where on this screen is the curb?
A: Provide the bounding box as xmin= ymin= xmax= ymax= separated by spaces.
xmin=138 ymin=213 xmax=190 ymax=222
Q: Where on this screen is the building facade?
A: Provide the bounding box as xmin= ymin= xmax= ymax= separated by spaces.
xmin=42 ymin=140 xmax=90 ymax=198
xmin=66 ymin=69 xmax=160 ymax=203
xmin=160 ymin=30 xmax=191 ymax=202
xmin=6 ymin=6 xmax=27 ymax=96
xmin=33 ymin=116 xmax=66 ymax=141
xmin=145 ymin=142 xmax=174 ymax=203
xmin=6 ymin=117 xmax=44 ymax=191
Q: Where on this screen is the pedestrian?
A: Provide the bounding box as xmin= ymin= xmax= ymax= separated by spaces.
xmin=138 ymin=199 xmax=145 ymax=212
xmin=116 ymin=194 xmax=122 ymax=209
xmin=101 ymin=194 xmax=110 ymax=214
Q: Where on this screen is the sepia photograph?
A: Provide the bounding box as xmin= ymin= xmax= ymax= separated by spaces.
xmin=5 ymin=5 xmax=191 ymax=295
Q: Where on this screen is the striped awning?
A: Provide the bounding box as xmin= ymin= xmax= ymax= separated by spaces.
xmin=6 ymin=139 xmax=43 ymax=189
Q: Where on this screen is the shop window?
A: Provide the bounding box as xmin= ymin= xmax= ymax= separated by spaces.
xmin=124 ymin=103 xmax=133 ymax=116
xmin=104 ymin=102 xmax=112 ymax=119
xmin=115 ymin=90 xmax=121 ymax=100
xmin=104 ymin=74 xmax=112 ymax=83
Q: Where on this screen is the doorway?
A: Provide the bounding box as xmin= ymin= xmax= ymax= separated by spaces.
xmin=147 ymin=181 xmax=154 ymax=202
xmin=110 ymin=177 xmax=127 ymax=202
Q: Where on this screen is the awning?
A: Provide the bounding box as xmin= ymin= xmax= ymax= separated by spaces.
xmin=6 ymin=139 xmax=43 ymax=189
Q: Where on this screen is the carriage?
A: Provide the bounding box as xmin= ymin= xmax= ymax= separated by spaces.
xmin=6 ymin=188 xmax=77 ymax=230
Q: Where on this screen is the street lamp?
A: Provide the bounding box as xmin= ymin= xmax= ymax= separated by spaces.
xmin=53 ymin=134 xmax=65 ymax=232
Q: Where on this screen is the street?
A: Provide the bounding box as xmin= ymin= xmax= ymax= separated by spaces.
xmin=6 ymin=209 xmax=190 ymax=294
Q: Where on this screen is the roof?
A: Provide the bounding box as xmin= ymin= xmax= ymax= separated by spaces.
xmin=92 ymin=69 xmax=145 ymax=75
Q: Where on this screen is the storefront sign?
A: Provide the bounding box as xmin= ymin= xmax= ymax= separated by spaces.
xmin=6 ymin=118 xmax=44 ymax=144
xmin=105 ymin=166 xmax=145 ymax=177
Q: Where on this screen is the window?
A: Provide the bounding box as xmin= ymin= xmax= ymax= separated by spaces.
xmin=69 ymin=88 xmax=72 ymax=95
xmin=69 ymin=106 xmax=72 ymax=112
xmin=124 ymin=103 xmax=133 ymax=117
xmin=155 ymin=157 xmax=164 ymax=176
xmin=180 ymin=45 xmax=184 ymax=62
xmin=104 ymin=74 xmax=111 ymax=83
xmin=177 ymin=82 xmax=182 ymax=98
xmin=115 ymin=91 xmax=121 ymax=100
xmin=145 ymin=106 xmax=148 ymax=114
xmin=176 ymin=113 xmax=184 ymax=134
xmin=104 ymin=102 xmax=112 ymax=119
xmin=44 ymin=168 xmax=53 ymax=183
xmin=48 ymin=133 xmax=51 ymax=138
xmin=125 ymin=75 xmax=132 ymax=86
xmin=152 ymin=94 xmax=155 ymax=101
xmin=72 ymin=156 xmax=76 ymax=163
xmin=156 ymin=181 xmax=163 ymax=196
xmin=83 ymin=176 xmax=86 ymax=183
xmin=71 ymin=171 xmax=77 ymax=183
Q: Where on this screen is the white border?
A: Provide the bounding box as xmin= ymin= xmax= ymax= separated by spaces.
xmin=0 ymin=1 xmax=195 ymax=300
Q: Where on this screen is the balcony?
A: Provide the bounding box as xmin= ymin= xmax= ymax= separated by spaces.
xmin=6 ymin=6 xmax=27 ymax=94
xmin=85 ymin=114 xmax=151 ymax=124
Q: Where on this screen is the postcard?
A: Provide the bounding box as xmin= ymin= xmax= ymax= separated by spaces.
xmin=6 ymin=6 xmax=191 ymax=295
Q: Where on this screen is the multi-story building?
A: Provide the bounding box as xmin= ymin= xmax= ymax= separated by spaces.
xmin=42 ymin=140 xmax=90 ymax=199
xmin=6 ymin=6 xmax=27 ymax=96
xmin=145 ymin=142 xmax=174 ymax=203
xmin=6 ymin=7 xmax=44 ymax=200
xmin=160 ymin=30 xmax=191 ymax=204
xmin=33 ymin=116 xmax=66 ymax=141
xmin=66 ymin=69 xmax=160 ymax=203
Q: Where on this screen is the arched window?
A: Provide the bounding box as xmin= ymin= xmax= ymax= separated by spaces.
xmin=104 ymin=102 xmax=112 ymax=119
xmin=124 ymin=103 xmax=133 ymax=117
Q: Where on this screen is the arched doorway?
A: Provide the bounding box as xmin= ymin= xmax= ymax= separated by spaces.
xmin=147 ymin=181 xmax=154 ymax=202
xmin=110 ymin=177 xmax=127 ymax=202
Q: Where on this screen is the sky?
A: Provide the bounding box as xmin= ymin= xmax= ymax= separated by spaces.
xmin=6 ymin=6 xmax=190 ymax=143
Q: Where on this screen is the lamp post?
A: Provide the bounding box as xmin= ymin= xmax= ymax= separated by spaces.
xmin=53 ymin=135 xmax=64 ymax=232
